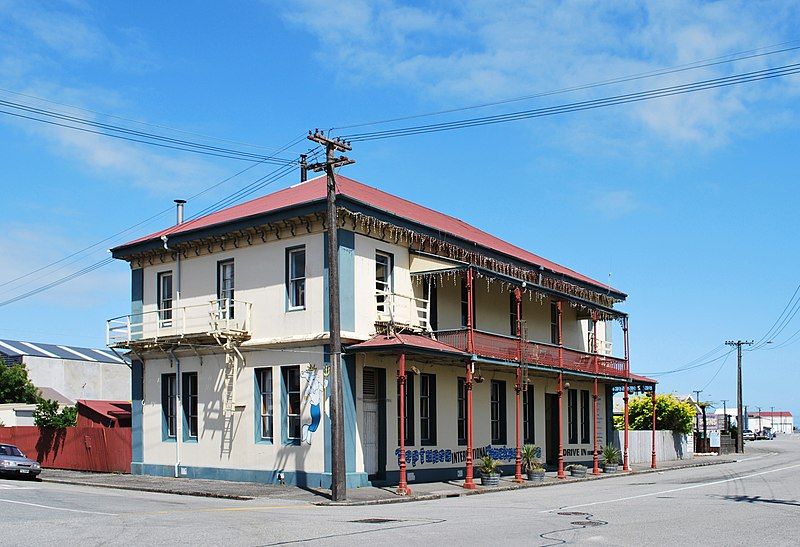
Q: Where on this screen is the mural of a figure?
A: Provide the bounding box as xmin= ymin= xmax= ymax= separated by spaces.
xmin=301 ymin=366 xmax=327 ymax=445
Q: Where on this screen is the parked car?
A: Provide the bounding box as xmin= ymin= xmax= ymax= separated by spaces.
xmin=742 ymin=429 xmax=756 ymax=441
xmin=0 ymin=444 xmax=41 ymax=479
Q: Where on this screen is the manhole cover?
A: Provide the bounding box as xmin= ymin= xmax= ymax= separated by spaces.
xmin=572 ymin=521 xmax=604 ymax=527
xmin=350 ymin=518 xmax=400 ymax=524
xmin=557 ymin=511 xmax=589 ymax=516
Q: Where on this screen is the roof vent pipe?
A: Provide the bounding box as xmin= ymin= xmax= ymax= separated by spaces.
xmin=174 ymin=199 xmax=186 ymax=225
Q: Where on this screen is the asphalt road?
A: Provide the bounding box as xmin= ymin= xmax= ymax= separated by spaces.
xmin=1 ymin=435 xmax=798 ymax=546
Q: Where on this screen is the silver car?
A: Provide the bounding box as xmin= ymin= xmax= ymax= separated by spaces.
xmin=0 ymin=444 xmax=41 ymax=478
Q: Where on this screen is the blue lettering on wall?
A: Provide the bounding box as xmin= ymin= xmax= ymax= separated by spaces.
xmin=394 ymin=445 xmax=527 ymax=467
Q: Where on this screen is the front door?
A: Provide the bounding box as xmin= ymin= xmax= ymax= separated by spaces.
xmin=545 ymin=393 xmax=560 ymax=467
xmin=362 ymin=367 xmax=380 ymax=477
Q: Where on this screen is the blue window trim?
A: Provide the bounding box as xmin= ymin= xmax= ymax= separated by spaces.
xmin=161 ymin=373 xmax=176 ymax=443
xmin=281 ymin=365 xmax=301 ymax=446
xmin=285 ymin=245 xmax=306 ymax=312
xmin=182 ymin=371 xmax=198 ymax=443
xmin=254 ymin=367 xmax=274 ymax=445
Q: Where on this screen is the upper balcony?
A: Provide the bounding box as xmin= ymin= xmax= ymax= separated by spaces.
xmin=375 ymin=282 xmax=430 ymax=332
xmin=435 ymin=328 xmax=628 ymax=379
xmin=107 ymin=298 xmax=252 ymax=349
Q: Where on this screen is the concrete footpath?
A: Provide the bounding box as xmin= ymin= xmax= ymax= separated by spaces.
xmin=40 ymin=455 xmax=738 ymax=505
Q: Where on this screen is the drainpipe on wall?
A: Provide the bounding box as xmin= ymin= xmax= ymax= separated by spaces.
xmin=163 ymin=202 xmax=184 ymax=479
xmin=168 ymin=347 xmax=181 ymax=478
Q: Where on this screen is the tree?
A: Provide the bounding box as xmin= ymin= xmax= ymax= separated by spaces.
xmin=0 ymin=359 xmax=40 ymax=404
xmin=33 ymin=399 xmax=77 ymax=429
xmin=613 ymin=393 xmax=694 ymax=434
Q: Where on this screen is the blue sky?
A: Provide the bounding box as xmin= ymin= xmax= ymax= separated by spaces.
xmin=1 ymin=1 xmax=798 ymax=418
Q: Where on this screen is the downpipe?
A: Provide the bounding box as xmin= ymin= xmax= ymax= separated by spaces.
xmin=168 ymin=347 xmax=181 ymax=478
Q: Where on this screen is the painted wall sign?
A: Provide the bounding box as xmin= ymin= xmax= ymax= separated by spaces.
xmin=394 ymin=445 xmax=541 ymax=468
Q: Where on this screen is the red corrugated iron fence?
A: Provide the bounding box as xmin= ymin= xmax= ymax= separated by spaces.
xmin=0 ymin=426 xmax=131 ymax=473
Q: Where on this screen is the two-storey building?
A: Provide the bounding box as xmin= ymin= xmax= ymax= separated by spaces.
xmin=108 ymin=174 xmax=655 ymax=489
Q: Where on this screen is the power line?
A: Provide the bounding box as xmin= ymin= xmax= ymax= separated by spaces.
xmin=341 ymin=62 xmax=800 ymax=141
xmin=700 ymin=351 xmax=733 ymax=392
xmin=0 ymin=87 xmax=287 ymax=152
xmin=641 ymin=344 xmax=728 ymax=376
xmin=0 ymin=98 xmax=298 ymax=164
xmin=0 ymin=134 xmax=310 ymax=291
xmin=0 ymin=151 xmax=316 ymax=308
xmin=749 ymin=282 xmax=800 ymax=350
xmin=332 ymin=40 xmax=800 ymax=131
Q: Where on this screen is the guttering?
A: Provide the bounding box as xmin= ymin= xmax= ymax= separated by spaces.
xmin=167 ymin=347 xmax=181 ymax=478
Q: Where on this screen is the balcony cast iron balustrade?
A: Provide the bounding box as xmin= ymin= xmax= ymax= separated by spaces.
xmin=435 ymin=328 xmax=628 ymax=378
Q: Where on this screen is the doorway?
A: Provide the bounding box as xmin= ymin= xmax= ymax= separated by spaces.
xmin=362 ymin=367 xmax=386 ymax=480
xmin=545 ymin=393 xmax=560 ymax=467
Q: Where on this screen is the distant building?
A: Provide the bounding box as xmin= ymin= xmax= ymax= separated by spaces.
xmin=0 ymin=339 xmax=130 ymax=403
xmin=747 ymin=411 xmax=793 ymax=434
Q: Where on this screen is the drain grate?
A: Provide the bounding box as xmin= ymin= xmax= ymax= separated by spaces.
xmin=557 ymin=511 xmax=589 ymax=516
xmin=572 ymin=520 xmax=604 ymax=527
xmin=350 ymin=518 xmax=400 ymax=524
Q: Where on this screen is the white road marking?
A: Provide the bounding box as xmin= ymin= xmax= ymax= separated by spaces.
xmin=0 ymin=498 xmax=117 ymax=516
xmin=0 ymin=483 xmax=36 ymax=490
xmin=540 ymin=462 xmax=800 ymax=513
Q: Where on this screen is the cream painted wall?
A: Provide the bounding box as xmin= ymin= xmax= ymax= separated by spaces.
xmin=140 ymin=232 xmax=326 ymax=343
xmin=141 ymin=346 xmax=329 ymax=474
xmin=352 ymin=233 xmax=414 ymax=336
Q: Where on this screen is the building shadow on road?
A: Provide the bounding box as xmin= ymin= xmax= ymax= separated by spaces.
xmin=719 ymin=494 xmax=800 ymax=507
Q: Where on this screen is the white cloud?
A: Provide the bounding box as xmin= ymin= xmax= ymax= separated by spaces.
xmin=277 ymin=0 xmax=800 ymax=145
xmin=0 ymin=0 xmax=216 ymax=196
xmin=589 ymin=190 xmax=641 ymax=220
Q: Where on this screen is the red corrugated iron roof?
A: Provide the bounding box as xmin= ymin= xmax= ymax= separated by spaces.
xmin=751 ymin=411 xmax=793 ymax=417
xmin=77 ymin=400 xmax=132 ymax=420
xmin=115 ymin=174 xmax=620 ymax=294
xmin=347 ymin=332 xmax=470 ymax=357
xmin=628 ymin=373 xmax=657 ymax=385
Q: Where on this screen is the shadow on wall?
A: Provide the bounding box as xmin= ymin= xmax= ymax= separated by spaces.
xmin=35 ymin=427 xmax=67 ymax=462
xmin=673 ymin=431 xmax=685 ymax=459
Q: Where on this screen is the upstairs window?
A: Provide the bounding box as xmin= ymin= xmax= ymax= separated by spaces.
xmin=460 ymin=278 xmax=476 ymax=328
xmin=217 ymin=259 xmax=235 ymax=319
xmin=287 ymin=247 xmax=306 ymax=309
xmin=550 ymin=301 xmax=559 ymax=345
xmin=422 ymin=278 xmax=438 ymax=331
xmin=375 ymin=251 xmax=393 ymax=314
xmin=510 ymin=293 xmax=519 ymax=336
xmin=157 ymin=271 xmax=173 ymax=327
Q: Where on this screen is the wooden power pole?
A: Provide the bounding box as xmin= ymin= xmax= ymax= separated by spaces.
xmin=725 ymin=340 xmax=753 ymax=454
xmin=307 ymin=130 xmax=354 ymax=501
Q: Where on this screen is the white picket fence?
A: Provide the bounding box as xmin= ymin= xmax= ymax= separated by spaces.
xmin=612 ymin=430 xmax=692 ymax=464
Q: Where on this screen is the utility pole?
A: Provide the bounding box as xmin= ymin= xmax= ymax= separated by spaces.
xmin=725 ymin=340 xmax=753 ymax=453
xmin=693 ymin=389 xmax=703 ymax=435
xmin=307 ymin=130 xmax=354 ymax=501
xmin=721 ymin=399 xmax=728 ymax=432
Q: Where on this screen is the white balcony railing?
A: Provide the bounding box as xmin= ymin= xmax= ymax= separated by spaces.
xmin=107 ymin=298 xmax=252 ymax=347
xmin=375 ymin=286 xmax=430 ymax=331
